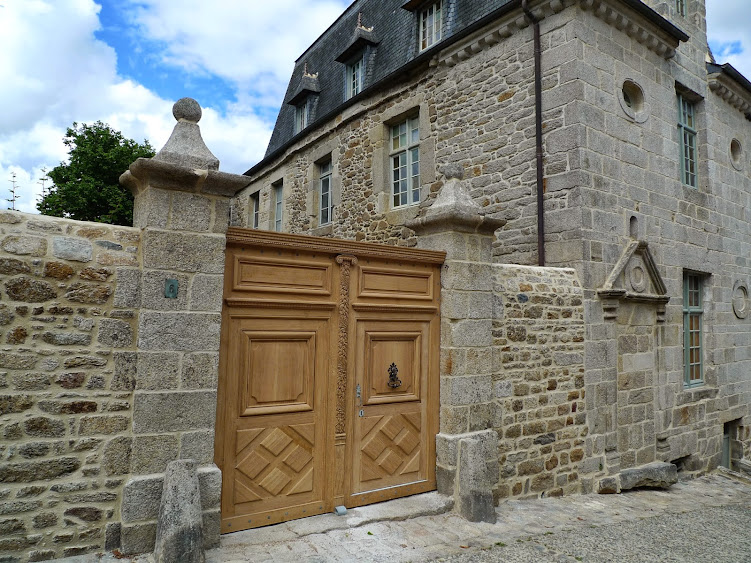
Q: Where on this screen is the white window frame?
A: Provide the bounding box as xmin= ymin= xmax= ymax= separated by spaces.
xmin=420 ymin=1 xmax=443 ymax=51
xmin=273 ymin=183 xmax=283 ymax=232
xmin=294 ymin=99 xmax=308 ymax=134
xmin=250 ymin=192 xmax=260 ymax=228
xmin=346 ymin=56 xmax=363 ymax=100
xmin=319 ymin=160 xmax=333 ymax=225
xmin=390 ymin=116 xmax=421 ymax=208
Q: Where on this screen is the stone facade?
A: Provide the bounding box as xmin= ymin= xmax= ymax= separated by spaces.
xmin=2 ymin=0 xmax=751 ymax=559
xmin=0 ymin=211 xmax=139 ymax=561
xmin=239 ymin=0 xmax=751 ymax=499
xmin=492 ymin=265 xmax=588 ymax=498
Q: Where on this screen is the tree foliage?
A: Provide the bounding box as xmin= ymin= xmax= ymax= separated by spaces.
xmin=37 ymin=122 xmax=155 ymax=226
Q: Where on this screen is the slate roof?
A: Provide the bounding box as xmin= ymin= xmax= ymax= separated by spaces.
xmin=249 ymin=0 xmax=690 ymax=174
xmin=707 ymin=62 xmax=751 ymax=97
xmin=258 ymin=0 xmax=517 ymax=166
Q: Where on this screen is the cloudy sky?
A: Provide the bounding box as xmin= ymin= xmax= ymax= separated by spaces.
xmin=0 ymin=0 xmax=748 ymax=214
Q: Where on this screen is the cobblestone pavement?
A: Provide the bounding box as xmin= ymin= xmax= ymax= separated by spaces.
xmin=55 ymin=470 xmax=751 ymax=563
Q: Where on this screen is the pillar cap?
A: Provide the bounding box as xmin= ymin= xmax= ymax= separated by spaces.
xmin=407 ymin=165 xmax=505 ymax=235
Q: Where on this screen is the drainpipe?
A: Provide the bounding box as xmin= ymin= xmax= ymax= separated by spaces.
xmin=522 ymin=0 xmax=545 ymax=267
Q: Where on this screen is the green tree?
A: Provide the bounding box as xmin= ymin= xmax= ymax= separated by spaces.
xmin=37 ymin=122 xmax=155 ymax=226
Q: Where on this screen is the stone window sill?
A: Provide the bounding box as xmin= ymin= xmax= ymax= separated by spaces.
xmin=385 ymin=204 xmax=420 ymax=227
xmin=677 ymin=386 xmax=718 ymax=405
xmin=311 ymin=224 xmax=333 ymax=237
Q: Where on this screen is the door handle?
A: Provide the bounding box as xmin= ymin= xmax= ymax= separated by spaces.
xmin=387 ymin=363 xmax=402 ymax=389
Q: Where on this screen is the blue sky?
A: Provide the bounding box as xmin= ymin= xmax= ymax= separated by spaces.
xmin=95 ymin=2 xmax=240 ymax=114
xmin=0 ymin=0 xmax=748 ymax=214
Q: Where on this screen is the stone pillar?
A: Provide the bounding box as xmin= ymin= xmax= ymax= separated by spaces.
xmin=117 ymin=98 xmax=250 ymax=554
xmin=407 ymin=164 xmax=504 ymax=521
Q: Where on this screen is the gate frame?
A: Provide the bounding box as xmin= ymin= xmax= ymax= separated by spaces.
xmin=215 ymin=227 xmax=445 ymax=532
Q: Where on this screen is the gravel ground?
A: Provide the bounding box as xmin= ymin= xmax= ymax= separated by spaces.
xmin=438 ymin=505 xmax=751 ymax=563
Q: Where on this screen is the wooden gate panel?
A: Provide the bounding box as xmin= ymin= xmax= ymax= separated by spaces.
xmin=346 ymin=260 xmax=440 ymax=507
xmin=219 ymin=309 xmax=333 ymax=532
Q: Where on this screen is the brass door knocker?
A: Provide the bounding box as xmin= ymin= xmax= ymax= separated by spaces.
xmin=387 ymin=363 xmax=402 ymax=388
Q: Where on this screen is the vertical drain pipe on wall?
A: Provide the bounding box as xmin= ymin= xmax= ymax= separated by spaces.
xmin=522 ymin=0 xmax=545 ymax=266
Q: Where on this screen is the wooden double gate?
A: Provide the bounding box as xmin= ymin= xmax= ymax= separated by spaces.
xmin=215 ymin=229 xmax=445 ymax=533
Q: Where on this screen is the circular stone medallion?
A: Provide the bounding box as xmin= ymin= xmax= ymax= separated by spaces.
xmin=732 ymin=281 xmax=749 ymax=319
xmin=629 ymin=264 xmax=647 ymax=293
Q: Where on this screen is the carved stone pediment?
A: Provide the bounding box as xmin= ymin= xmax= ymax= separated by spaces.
xmin=597 ymin=240 xmax=669 ymax=322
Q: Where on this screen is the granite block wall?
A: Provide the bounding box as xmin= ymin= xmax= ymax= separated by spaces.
xmin=571 ymin=0 xmax=751 ymax=477
xmin=236 ymin=0 xmax=750 ymax=489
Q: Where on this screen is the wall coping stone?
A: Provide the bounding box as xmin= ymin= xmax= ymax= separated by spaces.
xmin=121 ymin=158 xmax=251 ymax=198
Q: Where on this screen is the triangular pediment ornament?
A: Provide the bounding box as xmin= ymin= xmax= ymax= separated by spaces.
xmin=597 ymin=240 xmax=670 ymax=322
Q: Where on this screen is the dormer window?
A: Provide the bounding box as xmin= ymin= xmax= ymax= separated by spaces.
xmin=336 ymin=13 xmax=379 ymax=102
xmin=420 ymin=1 xmax=442 ymax=50
xmin=294 ymin=99 xmax=308 ymax=134
xmin=287 ymin=63 xmax=320 ymax=134
xmin=346 ymin=56 xmax=364 ymax=99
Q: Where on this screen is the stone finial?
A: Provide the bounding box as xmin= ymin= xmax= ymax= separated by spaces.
xmin=439 ymin=163 xmax=464 ymax=180
xmin=153 ymin=98 xmax=219 ymax=171
xmin=356 ymin=11 xmax=374 ymax=32
xmin=173 ymin=97 xmax=202 ymax=123
xmin=406 ymin=164 xmax=505 ymax=235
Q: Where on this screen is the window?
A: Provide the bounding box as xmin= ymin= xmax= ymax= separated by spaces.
xmin=294 ymin=99 xmax=308 ymax=134
xmin=678 ymin=94 xmax=697 ymax=188
xmin=319 ymin=160 xmax=333 ymax=225
xmin=346 ymin=56 xmax=363 ymax=99
xmin=420 ymin=1 xmax=443 ymax=51
xmin=676 ymin=0 xmax=686 ymax=16
xmin=683 ymin=273 xmax=703 ymax=387
xmin=390 ymin=116 xmax=420 ymax=208
xmin=250 ymin=192 xmax=259 ymax=228
xmin=273 ymin=182 xmax=283 ymax=232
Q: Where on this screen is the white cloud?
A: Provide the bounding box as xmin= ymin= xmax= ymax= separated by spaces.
xmin=706 ymin=0 xmax=751 ymax=79
xmin=0 ymin=0 xmax=287 ymax=215
xmin=122 ymin=0 xmax=350 ymax=105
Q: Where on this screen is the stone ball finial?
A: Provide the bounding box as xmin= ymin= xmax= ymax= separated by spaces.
xmin=173 ymin=97 xmax=202 ymax=123
xmin=439 ymin=163 xmax=464 ymax=180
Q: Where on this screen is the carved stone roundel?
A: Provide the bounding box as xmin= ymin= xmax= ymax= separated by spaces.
xmin=732 ymin=281 xmax=749 ymax=319
xmin=629 ymin=264 xmax=647 ymax=293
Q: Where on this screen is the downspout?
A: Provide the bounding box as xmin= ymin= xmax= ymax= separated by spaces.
xmin=522 ymin=0 xmax=545 ymax=266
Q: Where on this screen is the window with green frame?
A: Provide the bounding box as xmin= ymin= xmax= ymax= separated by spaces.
xmin=676 ymin=0 xmax=686 ymax=16
xmin=683 ymin=272 xmax=704 ymax=387
xmin=678 ymin=93 xmax=697 ymax=188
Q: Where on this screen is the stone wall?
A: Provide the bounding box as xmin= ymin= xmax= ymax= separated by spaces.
xmin=235 ymin=4 xmax=578 ymax=261
xmin=0 ymin=210 xmax=140 ymax=561
xmin=569 ymin=1 xmax=751 ymax=477
xmin=492 ymin=265 xmax=590 ymax=498
xmin=0 ymin=98 xmax=249 ymax=563
xmin=237 ymin=0 xmax=751 ymax=491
